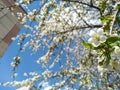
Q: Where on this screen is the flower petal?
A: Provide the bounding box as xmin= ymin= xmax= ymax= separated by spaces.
xmin=88 ymin=38 xmax=94 ymax=43
xmin=97 ymin=28 xmax=104 ymax=35
xmin=89 ymin=30 xmax=96 ymax=37
xmin=114 ymin=46 xmax=120 ymax=54
xmin=93 ymin=41 xmax=100 ymax=47
xmin=100 ymin=36 xmax=106 ymax=43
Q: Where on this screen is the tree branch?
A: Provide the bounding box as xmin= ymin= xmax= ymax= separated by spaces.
xmin=110 ymin=9 xmax=120 ymax=35
xmin=56 ymin=24 xmax=102 ymax=35
xmin=63 ymin=0 xmax=102 ymax=15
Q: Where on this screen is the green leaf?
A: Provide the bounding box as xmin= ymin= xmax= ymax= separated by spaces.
xmin=100 ymin=15 xmax=113 ymax=23
xmin=106 ymin=36 xmax=120 ymax=44
xmin=116 ymin=4 xmax=120 ymax=10
xmin=109 ymin=41 xmax=120 ymax=47
xmin=99 ymin=0 xmax=110 ymax=12
xmin=82 ymin=41 xmax=94 ymax=49
xmin=82 ymin=41 xmax=104 ymax=50
xmin=105 ymin=54 xmax=111 ymax=65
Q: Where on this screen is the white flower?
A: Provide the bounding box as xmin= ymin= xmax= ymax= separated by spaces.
xmin=29 ymin=72 xmax=38 ymax=76
xmin=111 ymin=60 xmax=120 ymax=72
xmin=13 ymin=56 xmax=21 ymax=61
xmin=39 ymin=51 xmax=52 ymax=64
xmin=53 ymin=36 xmax=60 ymax=43
xmin=17 ymin=85 xmax=31 ymax=90
xmin=19 ymin=0 xmax=33 ymax=4
xmin=24 ymin=73 xmax=28 ymax=76
xmin=88 ymin=28 xmax=107 ymax=47
xmin=91 ymin=50 xmax=97 ymax=55
xmin=11 ymin=62 xmax=16 ymax=67
xmin=112 ymin=46 xmax=120 ymax=59
xmin=89 ymin=30 xmax=97 ymax=38
xmin=13 ymin=73 xmax=18 ymax=78
xmin=97 ymin=57 xmax=112 ymax=73
xmin=114 ymin=46 xmax=120 ymax=55
xmin=97 ymin=64 xmax=112 ymax=73
xmin=11 ymin=37 xmax=16 ymax=41
xmin=98 ymin=59 xmax=120 ymax=73
xmin=36 ymin=60 xmax=40 ymax=64
xmin=21 ymin=16 xmax=27 ymax=24
xmin=115 ymin=2 xmax=120 ymax=9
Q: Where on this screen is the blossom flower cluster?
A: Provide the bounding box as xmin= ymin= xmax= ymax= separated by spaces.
xmin=98 ymin=58 xmax=120 ymax=73
xmin=19 ymin=0 xmax=33 ymax=5
xmin=2 ymin=75 xmax=40 ymax=88
xmin=88 ymin=28 xmax=120 ymax=73
xmin=11 ymin=56 xmax=21 ymax=68
xmin=113 ymin=46 xmax=120 ymax=59
xmin=1 ymin=0 xmax=120 ymax=90
xmin=88 ymin=28 xmax=107 ymax=47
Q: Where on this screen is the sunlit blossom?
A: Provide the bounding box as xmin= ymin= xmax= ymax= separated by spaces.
xmin=1 ymin=0 xmax=120 ymax=90
xmin=111 ymin=60 xmax=120 ymax=72
xmin=88 ymin=28 xmax=107 ymax=47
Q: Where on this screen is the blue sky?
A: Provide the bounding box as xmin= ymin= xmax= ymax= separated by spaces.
xmin=0 ymin=1 xmax=104 ymax=90
xmin=0 ymin=0 xmax=78 ymax=89
xmin=0 ymin=1 xmax=71 ymax=90
xmin=0 ymin=1 xmax=42 ymax=90
xmin=0 ymin=1 xmax=67 ymax=89
xmin=0 ymin=1 xmax=119 ymax=90
xmin=0 ymin=27 xmax=41 ymax=90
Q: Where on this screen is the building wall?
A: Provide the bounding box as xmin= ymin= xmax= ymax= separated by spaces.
xmin=0 ymin=0 xmax=25 ymax=57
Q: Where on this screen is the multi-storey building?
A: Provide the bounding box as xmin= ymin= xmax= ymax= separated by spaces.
xmin=0 ymin=0 xmax=25 ymax=57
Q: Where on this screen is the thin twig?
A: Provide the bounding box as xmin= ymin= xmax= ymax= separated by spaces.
xmin=110 ymin=9 xmax=120 ymax=35
xmin=56 ymin=24 xmax=102 ymax=35
xmin=63 ymin=0 xmax=102 ymax=15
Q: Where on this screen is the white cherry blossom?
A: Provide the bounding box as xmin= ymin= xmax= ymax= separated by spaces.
xmin=114 ymin=46 xmax=120 ymax=55
xmin=88 ymin=28 xmax=107 ymax=47
xmin=111 ymin=46 xmax=120 ymax=59
xmin=111 ymin=60 xmax=120 ymax=72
